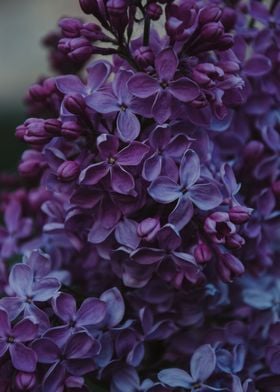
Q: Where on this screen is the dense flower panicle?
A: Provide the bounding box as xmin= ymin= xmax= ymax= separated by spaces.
xmin=0 ymin=0 xmax=280 ymax=390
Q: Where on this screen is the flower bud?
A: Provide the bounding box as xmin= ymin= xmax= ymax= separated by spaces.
xmin=199 ymin=7 xmax=222 ymax=25
xmin=61 ymin=121 xmax=83 ymax=140
xmin=57 ymin=161 xmax=80 ymax=182
xmin=68 ymin=38 xmax=93 ymax=62
xmin=137 ymin=217 xmax=160 ymax=241
xmin=146 ymin=3 xmax=162 ymax=21
xmin=221 ymin=7 xmax=237 ymax=31
xmin=59 ymin=18 xmax=82 ymax=38
xmin=64 ymin=94 xmax=85 ymax=115
xmin=229 ymin=205 xmax=252 ymax=224
xmin=200 ymin=22 xmax=224 ymax=42
xmin=134 ymin=46 xmax=154 ymax=68
xmin=79 ymin=0 xmax=100 ymax=14
xmin=226 ymin=233 xmax=245 ymax=249
xmin=219 ymin=253 xmax=245 ymax=282
xmin=19 ymin=150 xmax=44 ymax=178
xmin=216 ymin=33 xmax=234 ymax=50
xmin=80 ymin=22 xmax=104 ymax=40
xmin=15 ymin=372 xmax=36 ymax=390
xmin=243 ymin=140 xmax=264 ymax=161
xmin=194 ymin=242 xmax=212 ymax=263
xmin=29 ymin=84 xmax=46 ymax=100
xmin=44 ymin=119 xmax=62 ymax=136
xmin=107 ymin=0 xmax=127 ymax=16
xmin=22 ymin=119 xmax=51 ymax=145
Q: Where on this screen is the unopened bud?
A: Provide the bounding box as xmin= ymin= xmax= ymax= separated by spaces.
xmin=199 ymin=7 xmax=222 ymax=25
xmin=57 ymin=161 xmax=80 ymax=182
xmin=229 ymin=205 xmax=252 ymax=224
xmin=64 ymin=94 xmax=85 ymax=115
xmin=194 ymin=242 xmax=212 ymax=263
xmin=15 ymin=372 xmax=36 ymax=390
xmin=61 ymin=121 xmax=83 ymax=140
xmin=146 ymin=3 xmax=162 ymax=21
xmin=137 ymin=217 xmax=160 ymax=241
xmin=134 ymin=46 xmax=154 ymax=68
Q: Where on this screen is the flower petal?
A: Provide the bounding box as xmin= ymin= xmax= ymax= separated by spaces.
xmin=152 ymin=91 xmax=172 ymax=124
xmin=76 ymin=298 xmax=107 ymax=326
xmin=142 ymin=154 xmax=162 ymax=182
xmin=10 ymin=343 xmax=37 ymax=372
xmin=190 ymin=344 xmax=216 ymax=382
xmin=117 ymin=142 xmax=149 ymax=166
xmin=189 ymin=183 xmax=223 ymax=210
xmin=79 ymin=162 xmax=109 ymax=186
xmin=32 ymin=338 xmax=60 ymax=363
xmin=86 ymin=60 xmax=111 ymax=92
xmin=131 ymin=248 xmax=164 ymax=265
xmin=111 ymin=165 xmax=135 ymax=194
xmin=158 ymin=368 xmax=193 ymax=388
xmin=32 ymin=278 xmax=61 ymax=301
xmin=244 ymin=55 xmax=272 ymax=77
xmin=86 ymin=92 xmax=119 ymax=113
xmin=169 ymin=77 xmax=200 ymax=102
xmin=180 ymin=149 xmax=200 ymax=188
xmin=9 ymin=264 xmax=33 ymax=297
xmin=0 ymin=308 xmax=11 ymax=337
xmin=148 ymin=177 xmax=180 ymax=203
xmin=13 ymin=318 xmax=38 ymax=342
xmin=52 ymin=293 xmax=77 ymax=323
xmin=168 ymin=196 xmax=194 ymax=230
xmin=116 ymin=111 xmax=141 ymax=142
xmin=65 ymin=332 xmax=93 ymax=359
xmin=100 ymin=287 xmax=125 ymax=328
xmin=155 ymin=48 xmax=178 ymax=81
xmin=128 ymin=73 xmax=159 ymax=98
xmin=56 ymin=75 xmax=85 ymax=95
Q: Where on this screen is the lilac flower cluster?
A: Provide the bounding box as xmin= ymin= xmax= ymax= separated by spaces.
xmin=1 ymin=0 xmax=280 ymax=390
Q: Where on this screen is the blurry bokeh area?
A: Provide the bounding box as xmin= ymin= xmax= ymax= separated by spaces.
xmin=0 ymin=1 xmax=84 ymax=170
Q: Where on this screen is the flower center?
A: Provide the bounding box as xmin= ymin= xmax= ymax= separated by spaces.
xmin=26 ymin=296 xmax=33 ymax=304
xmin=160 ymin=81 xmax=169 ymax=89
xmin=119 ymin=104 xmax=127 ymax=112
xmin=7 ymin=336 xmax=14 ymax=343
xmin=108 ymin=157 xmax=116 ymax=164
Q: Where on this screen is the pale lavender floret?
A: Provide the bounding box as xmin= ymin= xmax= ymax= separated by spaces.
xmin=0 ymin=308 xmax=38 ymax=372
xmin=128 ymin=48 xmax=200 ymax=123
xmin=148 ymin=149 xmax=223 ymax=229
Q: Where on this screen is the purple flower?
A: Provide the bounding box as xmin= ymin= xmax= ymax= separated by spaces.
xmin=148 ymin=149 xmax=223 ymax=229
xmin=32 ymin=332 xmax=98 ymax=392
xmin=0 ymin=263 xmax=60 ymax=326
xmin=128 ymin=48 xmax=200 ymax=123
xmin=0 ymin=309 xmax=38 ymax=372
xmin=158 ymin=344 xmax=218 ymax=390
xmin=86 ymin=70 xmax=143 ymax=142
xmin=79 ymin=134 xmax=149 ymax=194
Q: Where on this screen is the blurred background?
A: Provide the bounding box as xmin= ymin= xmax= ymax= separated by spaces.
xmin=0 ymin=1 xmax=85 ymax=171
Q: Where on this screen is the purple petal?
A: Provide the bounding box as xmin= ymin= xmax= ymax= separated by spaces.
xmin=117 ymin=142 xmax=149 ymax=166
xmin=86 ymin=60 xmax=111 ymax=92
xmin=76 ymin=298 xmax=107 ymax=326
xmin=79 ymin=162 xmax=109 ymax=185
xmin=131 ymin=248 xmax=164 ymax=265
xmin=117 ymin=110 xmax=141 ymax=142
xmin=158 ymin=368 xmax=193 ymax=388
xmin=9 ymin=264 xmax=33 ymax=297
xmin=169 ymin=77 xmax=200 ymax=102
xmin=52 ymin=293 xmax=76 ymax=323
xmin=43 ymin=364 xmax=65 ymax=392
xmin=168 ymin=196 xmax=194 ymax=230
xmin=97 ymin=134 xmax=119 ymax=159
xmin=10 ymin=343 xmax=37 ymax=372
xmin=65 ymin=358 xmax=97 ymax=376
xmin=189 ymin=183 xmax=223 ymax=210
xmin=115 ymin=219 xmax=140 ymax=249
xmin=100 ymin=287 xmax=125 ymax=327
xmin=0 ymin=309 xmax=11 ymax=337
xmin=13 ymin=318 xmax=38 ymax=342
xmin=0 ymin=341 xmax=8 ymax=357
xmin=180 ymin=149 xmax=200 ymax=188
xmin=155 ymin=48 xmax=178 ymax=81
xmin=56 ymin=75 xmax=85 ymax=95
xmin=148 ymin=177 xmax=180 ymax=203
xmin=44 ymin=325 xmax=71 ymax=348
xmin=32 ymin=338 xmax=60 ymax=363
xmin=111 ymin=165 xmax=135 ymax=194
xmin=32 ymin=278 xmax=61 ymax=301
xmin=86 ymin=92 xmax=119 ymax=113
xmin=127 ymin=342 xmax=145 ymax=367
xmin=157 ymin=224 xmax=181 ymax=251
xmin=190 ymin=344 xmax=216 ymax=382
xmin=112 ymin=69 xmax=133 ymax=99
xmin=243 ymin=55 xmax=272 ymax=77
xmin=88 ymin=220 xmax=115 ymax=244
xmin=65 ymin=332 xmax=93 ymax=359
xmin=0 ymin=297 xmax=25 ymax=320
xmin=142 ymin=154 xmax=162 ymax=182
xmin=152 ymin=91 xmax=172 ymax=124
xmin=165 ymin=134 xmax=190 ymax=158
xmin=128 ymin=73 xmax=159 ymax=98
